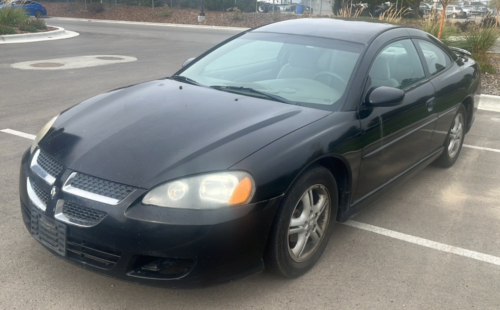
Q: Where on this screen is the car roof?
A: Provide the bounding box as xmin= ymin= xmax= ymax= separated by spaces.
xmin=251 ymin=19 xmax=400 ymax=44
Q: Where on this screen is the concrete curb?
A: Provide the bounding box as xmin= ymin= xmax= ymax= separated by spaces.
xmin=0 ymin=26 xmax=79 ymax=44
xmin=48 ymin=17 xmax=249 ymax=31
xmin=479 ymin=94 xmax=500 ymax=112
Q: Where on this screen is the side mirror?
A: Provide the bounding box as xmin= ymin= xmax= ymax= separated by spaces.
xmin=366 ymin=86 xmax=405 ymax=107
xmin=182 ymin=57 xmax=195 ymax=68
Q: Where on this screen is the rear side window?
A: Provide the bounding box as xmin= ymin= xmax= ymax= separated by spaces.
xmin=416 ymin=40 xmax=451 ymax=75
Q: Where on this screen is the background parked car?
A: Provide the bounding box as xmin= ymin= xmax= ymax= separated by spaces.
xmin=471 ymin=5 xmax=490 ymax=16
xmin=446 ymin=5 xmax=467 ymax=18
xmin=419 ymin=3 xmax=432 ymax=14
xmin=462 ymin=5 xmax=475 ymax=15
xmin=0 ymin=0 xmax=47 ymax=18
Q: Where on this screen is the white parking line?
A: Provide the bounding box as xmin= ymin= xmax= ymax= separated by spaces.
xmin=1 ymin=129 xmax=35 ymax=140
xmin=463 ymin=144 xmax=500 ymax=153
xmin=344 ymin=220 xmax=500 ymax=267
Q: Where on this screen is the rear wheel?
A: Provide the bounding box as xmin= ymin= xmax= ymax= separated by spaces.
xmin=434 ymin=104 xmax=467 ymax=168
xmin=452 ymin=13 xmax=457 ymax=18
xmin=35 ymin=10 xmax=43 ymax=18
xmin=264 ymin=166 xmax=338 ymax=278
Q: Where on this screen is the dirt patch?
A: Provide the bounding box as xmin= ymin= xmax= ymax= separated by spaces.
xmin=482 ymin=54 xmax=500 ymax=96
xmin=41 ymin=2 xmax=303 ymax=28
xmin=13 ymin=26 xmax=58 ymax=34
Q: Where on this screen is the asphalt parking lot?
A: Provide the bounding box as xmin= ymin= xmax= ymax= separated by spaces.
xmin=1 ymin=19 xmax=500 ymax=309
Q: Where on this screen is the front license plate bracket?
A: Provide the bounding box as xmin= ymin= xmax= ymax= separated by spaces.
xmin=31 ymin=207 xmax=67 ymax=256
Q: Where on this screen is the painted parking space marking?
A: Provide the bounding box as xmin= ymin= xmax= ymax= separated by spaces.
xmin=11 ymin=55 xmax=137 ymax=70
xmin=344 ymin=220 xmax=500 ymax=267
xmin=463 ymin=144 xmax=500 ymax=153
xmin=1 ymin=129 xmax=35 ymax=140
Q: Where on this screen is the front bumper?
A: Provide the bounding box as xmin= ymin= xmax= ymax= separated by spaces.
xmin=20 ymin=149 xmax=282 ymax=288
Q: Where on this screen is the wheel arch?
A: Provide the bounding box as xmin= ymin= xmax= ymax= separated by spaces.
xmin=317 ymin=156 xmax=352 ymax=221
xmin=284 ymin=155 xmax=353 ymax=222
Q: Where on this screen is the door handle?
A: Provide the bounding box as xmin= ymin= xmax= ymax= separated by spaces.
xmin=426 ymin=97 xmax=435 ymax=112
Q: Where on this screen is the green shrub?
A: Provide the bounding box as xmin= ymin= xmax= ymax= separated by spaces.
xmin=421 ymin=19 xmax=456 ymax=42
xmin=227 ymin=7 xmax=243 ymax=20
xmin=160 ymin=4 xmax=171 ymax=17
xmin=453 ymin=27 xmax=500 ymax=73
xmin=454 ymin=20 xmax=475 ymax=33
xmin=454 ymin=27 xmax=499 ymax=53
xmin=18 ymin=21 xmax=37 ymax=32
xmin=0 ymin=24 xmax=16 ymax=35
xmin=480 ymin=15 xmax=498 ymax=28
xmin=30 ymin=18 xmax=47 ymax=30
xmin=87 ymin=3 xmax=105 ymax=13
xmin=472 ymin=52 xmax=495 ymax=73
xmin=0 ymin=7 xmax=29 ymax=27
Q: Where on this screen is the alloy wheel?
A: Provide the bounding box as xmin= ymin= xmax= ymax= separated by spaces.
xmin=287 ymin=184 xmax=330 ymax=262
xmin=448 ymin=113 xmax=464 ymax=158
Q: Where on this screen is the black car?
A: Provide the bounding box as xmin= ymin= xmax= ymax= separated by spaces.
xmin=20 ymin=19 xmax=480 ymax=288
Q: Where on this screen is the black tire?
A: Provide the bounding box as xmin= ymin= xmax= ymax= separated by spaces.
xmin=434 ymin=104 xmax=467 ymax=168
xmin=258 ymin=4 xmax=268 ymax=13
xmin=35 ymin=10 xmax=43 ymax=18
xmin=452 ymin=13 xmax=457 ymax=19
xmin=264 ymin=166 xmax=338 ymax=278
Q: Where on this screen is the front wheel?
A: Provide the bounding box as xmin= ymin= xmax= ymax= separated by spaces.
xmin=264 ymin=166 xmax=338 ymax=278
xmin=434 ymin=104 xmax=467 ymax=168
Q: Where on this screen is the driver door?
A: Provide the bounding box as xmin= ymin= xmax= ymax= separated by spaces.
xmin=355 ymin=39 xmax=436 ymax=201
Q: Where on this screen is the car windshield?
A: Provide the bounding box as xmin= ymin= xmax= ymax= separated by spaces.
xmin=178 ymin=32 xmax=363 ymax=107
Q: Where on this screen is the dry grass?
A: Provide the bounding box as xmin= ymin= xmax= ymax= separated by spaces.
xmin=331 ymin=6 xmax=364 ymax=18
xmin=378 ymin=5 xmax=408 ymax=23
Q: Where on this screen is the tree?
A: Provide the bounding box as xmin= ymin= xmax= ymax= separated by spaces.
xmin=491 ymin=0 xmax=500 ymax=27
xmin=438 ymin=0 xmax=452 ymax=39
xmin=406 ymin=0 xmax=422 ymax=19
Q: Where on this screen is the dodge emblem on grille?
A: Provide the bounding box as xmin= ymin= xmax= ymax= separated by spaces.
xmin=51 ymin=186 xmax=58 ymax=199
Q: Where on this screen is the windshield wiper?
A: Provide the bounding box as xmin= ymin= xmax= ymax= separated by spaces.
xmin=170 ymin=75 xmax=203 ymax=86
xmin=210 ymin=86 xmax=296 ymax=105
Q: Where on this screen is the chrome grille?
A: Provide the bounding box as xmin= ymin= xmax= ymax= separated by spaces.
xmin=32 ymin=181 xmax=49 ymax=206
xmin=37 ymin=150 xmax=63 ymax=178
xmin=68 ymin=173 xmax=135 ymax=201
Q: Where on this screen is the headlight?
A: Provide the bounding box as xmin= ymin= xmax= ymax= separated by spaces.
xmin=31 ymin=115 xmax=59 ymax=153
xmin=142 ymin=171 xmax=255 ymax=210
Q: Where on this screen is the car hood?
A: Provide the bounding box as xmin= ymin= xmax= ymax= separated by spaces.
xmin=39 ymin=79 xmax=330 ymax=189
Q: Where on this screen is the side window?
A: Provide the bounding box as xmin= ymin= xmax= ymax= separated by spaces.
xmin=416 ymin=40 xmax=450 ymax=75
xmin=369 ymin=39 xmax=425 ymax=90
xmin=204 ymin=40 xmax=283 ymax=72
